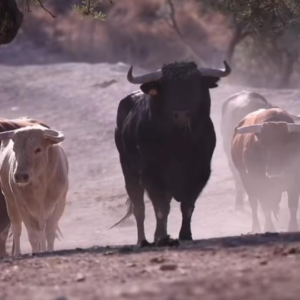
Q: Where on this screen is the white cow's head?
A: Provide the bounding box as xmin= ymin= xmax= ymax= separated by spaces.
xmin=0 ymin=125 xmax=65 ymax=186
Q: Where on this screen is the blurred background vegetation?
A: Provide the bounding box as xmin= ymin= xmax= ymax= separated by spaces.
xmin=1 ymin=0 xmax=300 ymax=88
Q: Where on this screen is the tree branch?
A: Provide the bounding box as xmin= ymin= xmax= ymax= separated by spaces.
xmin=36 ymin=0 xmax=56 ymax=18
xmin=166 ymin=0 xmax=207 ymax=66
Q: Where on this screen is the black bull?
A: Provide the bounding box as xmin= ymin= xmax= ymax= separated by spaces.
xmin=113 ymin=61 xmax=231 ymax=246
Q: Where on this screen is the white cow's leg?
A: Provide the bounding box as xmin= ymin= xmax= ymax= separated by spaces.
xmin=27 ymin=228 xmax=40 ymax=253
xmin=11 ymin=222 xmax=22 ymax=256
xmin=287 ymin=190 xmax=299 ymax=232
xmin=39 ymin=229 xmax=47 ymax=252
xmin=260 ymin=199 xmax=275 ymax=233
xmin=46 ymin=196 xmax=66 ymax=252
xmin=27 ymin=227 xmax=47 ymax=253
xmin=5 ymin=199 xmax=23 ymax=256
xmin=45 ymin=225 xmax=56 ymax=252
xmin=0 ymin=224 xmax=9 ymax=257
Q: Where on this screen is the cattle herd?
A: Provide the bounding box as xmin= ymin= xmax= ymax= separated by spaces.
xmin=0 ymin=60 xmax=299 ymax=257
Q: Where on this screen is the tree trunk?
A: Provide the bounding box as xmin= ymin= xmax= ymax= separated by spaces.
xmin=0 ymin=0 xmax=23 ymax=45
xmin=226 ymin=28 xmax=249 ymax=63
xmin=278 ymin=54 xmax=295 ymax=88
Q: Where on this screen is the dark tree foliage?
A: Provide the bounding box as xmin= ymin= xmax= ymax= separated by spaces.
xmin=0 ymin=0 xmax=110 ymax=46
xmin=203 ymin=0 xmax=300 ymax=34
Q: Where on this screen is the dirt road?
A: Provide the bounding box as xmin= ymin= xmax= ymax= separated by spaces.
xmin=1 ymin=233 xmax=300 ymax=300
xmin=1 ymin=59 xmax=300 ymax=299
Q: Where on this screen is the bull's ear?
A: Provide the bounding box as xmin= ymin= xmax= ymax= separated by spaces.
xmin=204 ymin=77 xmax=220 ymax=89
xmin=140 ymin=82 xmax=160 ymax=96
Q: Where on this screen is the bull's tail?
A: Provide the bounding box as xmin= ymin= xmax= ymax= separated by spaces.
xmin=11 ymin=240 xmax=14 ymax=256
xmin=56 ymin=227 xmax=63 ymax=241
xmin=110 ymin=198 xmax=133 ymax=229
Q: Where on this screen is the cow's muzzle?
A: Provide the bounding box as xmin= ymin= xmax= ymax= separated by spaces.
xmin=172 ymin=110 xmax=191 ymax=127
xmin=13 ymin=172 xmax=31 ymax=186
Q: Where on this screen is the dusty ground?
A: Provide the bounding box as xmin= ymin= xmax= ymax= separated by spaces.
xmin=1 ymin=42 xmax=300 ymax=299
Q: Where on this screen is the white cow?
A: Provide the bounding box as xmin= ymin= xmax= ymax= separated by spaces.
xmin=0 ymin=124 xmax=69 ymax=255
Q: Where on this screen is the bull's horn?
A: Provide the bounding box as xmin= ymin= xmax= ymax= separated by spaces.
xmin=127 ymin=66 xmax=162 ymax=84
xmin=235 ymin=124 xmax=263 ymax=134
xmin=43 ymin=129 xmax=65 ymax=143
xmin=16 ymin=116 xmax=29 ymax=120
xmin=198 ymin=60 xmax=231 ymax=78
xmin=0 ymin=130 xmax=15 ymax=141
xmin=287 ymin=123 xmax=300 ymax=133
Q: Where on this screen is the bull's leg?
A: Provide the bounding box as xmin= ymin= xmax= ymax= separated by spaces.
xmin=27 ymin=228 xmax=40 ymax=253
xmin=179 ymin=201 xmax=195 ymax=241
xmin=45 ymin=225 xmax=56 ymax=252
xmin=124 ymin=173 xmax=148 ymax=246
xmin=235 ymin=180 xmax=246 ymax=212
xmin=248 ymin=196 xmax=261 ymax=233
xmin=24 ymin=222 xmax=46 ymax=253
xmin=287 ymin=190 xmax=299 ymax=232
xmin=0 ymin=191 xmax=10 ymax=256
xmin=5 ymin=199 xmax=22 ymax=256
xmin=11 ymin=222 xmax=22 ymax=256
xmin=226 ymin=154 xmax=245 ymax=211
xmin=0 ymin=224 xmax=9 ymax=257
xmin=148 ymin=188 xmax=176 ymax=246
xmin=260 ymin=198 xmax=276 ymax=233
xmin=231 ymin=163 xmax=246 ymax=212
xmin=46 ymin=196 xmax=66 ymax=251
xmin=39 ymin=230 xmax=47 ymax=252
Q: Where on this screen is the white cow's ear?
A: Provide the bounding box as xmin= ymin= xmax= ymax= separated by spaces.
xmin=0 ymin=130 xmax=15 ymax=141
xmin=43 ymin=129 xmax=65 ymax=144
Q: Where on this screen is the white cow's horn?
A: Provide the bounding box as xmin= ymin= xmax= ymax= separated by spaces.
xmin=287 ymin=123 xmax=300 ymax=133
xmin=235 ymin=124 xmax=263 ymax=134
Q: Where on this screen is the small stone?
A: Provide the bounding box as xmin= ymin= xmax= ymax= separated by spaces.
xmin=126 ymin=263 xmax=137 ymax=268
xmin=160 ymin=264 xmax=178 ymax=271
xmin=286 ymin=247 xmax=300 ymax=255
xmin=75 ymin=273 xmax=85 ymax=282
xmin=150 ymin=257 xmax=165 ymax=264
xmin=103 ymin=251 xmax=115 ymax=256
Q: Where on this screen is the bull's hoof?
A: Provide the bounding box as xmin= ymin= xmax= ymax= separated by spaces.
xmin=155 ymin=235 xmax=179 ymax=247
xmin=179 ymin=234 xmax=193 ymax=241
xmin=139 ymin=239 xmax=153 ymax=248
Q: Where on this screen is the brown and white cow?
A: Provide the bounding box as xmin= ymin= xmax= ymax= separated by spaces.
xmin=0 ymin=123 xmax=68 ymax=255
xmin=0 ymin=117 xmax=50 ymax=257
xmin=231 ymin=108 xmax=300 ymax=233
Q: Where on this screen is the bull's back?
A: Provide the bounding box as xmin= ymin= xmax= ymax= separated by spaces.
xmin=231 ymin=108 xmax=294 ymax=173
xmin=116 ymin=91 xmax=143 ymax=131
xmin=221 ymin=91 xmax=271 ymax=154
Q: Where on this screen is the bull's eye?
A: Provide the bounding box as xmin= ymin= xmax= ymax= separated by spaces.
xmin=34 ymin=148 xmax=42 ymax=154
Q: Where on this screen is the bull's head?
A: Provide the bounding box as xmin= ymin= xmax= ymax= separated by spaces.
xmin=235 ymin=122 xmax=300 ymax=178
xmin=0 ymin=125 xmax=64 ymax=186
xmin=127 ymin=61 xmax=231 ymax=128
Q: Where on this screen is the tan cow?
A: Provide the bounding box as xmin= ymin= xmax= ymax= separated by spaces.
xmin=0 ymin=124 xmax=68 ymax=255
xmin=0 ymin=117 xmax=50 ymax=257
